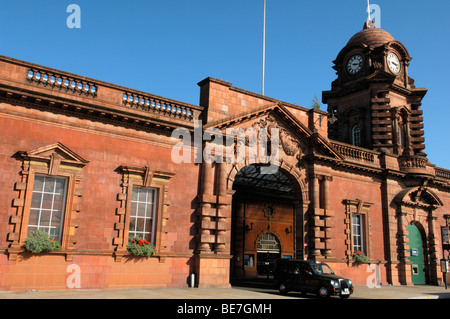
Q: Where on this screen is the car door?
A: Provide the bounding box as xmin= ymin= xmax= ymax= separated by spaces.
xmin=285 ymin=262 xmax=303 ymax=291
xmin=291 ymin=263 xmax=311 ymax=292
xmin=303 ymin=264 xmax=319 ymax=293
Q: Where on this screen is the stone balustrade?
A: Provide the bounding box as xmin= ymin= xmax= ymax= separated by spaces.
xmin=27 ymin=68 xmax=97 ymax=97
xmin=0 ymin=55 xmax=203 ymax=126
xmin=331 ymin=141 xmax=376 ymax=163
xmin=436 ymin=167 xmax=450 ymax=181
xmin=122 ymin=91 xmax=195 ymax=121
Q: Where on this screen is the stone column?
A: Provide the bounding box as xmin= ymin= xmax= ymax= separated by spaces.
xmin=301 ymin=201 xmax=310 ymax=259
xmin=313 ymin=174 xmax=320 ymax=209
xmin=197 ymin=162 xmax=216 ymax=252
xmin=397 ymin=209 xmax=413 ymax=285
xmin=391 ymin=108 xmax=401 ymax=154
xmin=215 ymin=162 xmax=228 ymax=252
xmin=310 ymin=174 xmax=322 ymax=258
xmin=402 ymin=113 xmax=413 ymax=156
xmin=381 ymin=177 xmax=401 ymax=285
xmin=428 ymin=210 xmax=439 ymax=285
xmin=323 ymin=176 xmax=333 ymax=257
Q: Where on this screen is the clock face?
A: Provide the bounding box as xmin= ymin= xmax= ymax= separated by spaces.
xmin=387 ymin=52 xmax=401 ymax=74
xmin=347 ymin=54 xmax=364 ymax=74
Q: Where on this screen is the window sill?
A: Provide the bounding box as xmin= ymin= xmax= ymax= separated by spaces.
xmin=7 ymin=247 xmax=75 ymax=261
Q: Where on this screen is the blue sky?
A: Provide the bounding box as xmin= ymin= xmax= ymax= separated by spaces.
xmin=0 ymin=0 xmax=449 ymax=168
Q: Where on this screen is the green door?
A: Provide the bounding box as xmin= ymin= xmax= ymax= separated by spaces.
xmin=407 ymin=224 xmax=425 ymax=285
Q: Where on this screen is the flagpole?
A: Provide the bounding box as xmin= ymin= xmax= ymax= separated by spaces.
xmin=262 ymin=0 xmax=266 ymax=96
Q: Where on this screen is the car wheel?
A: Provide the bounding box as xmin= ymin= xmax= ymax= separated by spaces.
xmin=317 ymin=286 xmax=330 ymax=298
xmin=279 ymin=283 xmax=288 ymax=295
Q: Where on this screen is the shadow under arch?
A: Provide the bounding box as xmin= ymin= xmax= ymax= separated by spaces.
xmin=227 ymin=162 xmax=308 ymax=203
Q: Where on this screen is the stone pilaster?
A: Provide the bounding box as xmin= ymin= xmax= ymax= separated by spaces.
xmin=196 ymin=162 xmax=216 ymax=253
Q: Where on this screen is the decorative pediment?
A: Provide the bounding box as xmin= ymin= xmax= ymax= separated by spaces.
xmin=250 ymin=114 xmax=303 ymax=160
xmin=204 ymin=103 xmax=343 ymax=162
xmin=387 ymin=41 xmax=411 ymax=62
xmin=333 ymin=43 xmax=370 ymax=69
xmin=394 ymin=187 xmax=443 ymax=210
xmin=118 ymin=165 xmax=175 ymax=187
xmin=21 ymin=142 xmax=88 ymax=164
xmin=20 ymin=142 xmax=88 ymax=175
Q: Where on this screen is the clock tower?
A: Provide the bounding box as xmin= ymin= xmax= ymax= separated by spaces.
xmin=322 ymin=20 xmax=428 ymax=159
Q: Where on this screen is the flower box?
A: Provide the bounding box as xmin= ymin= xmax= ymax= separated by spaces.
xmin=126 ymin=236 xmax=157 ymax=257
xmin=353 ymin=250 xmax=370 ymax=263
xmin=23 ymin=230 xmax=61 ymax=253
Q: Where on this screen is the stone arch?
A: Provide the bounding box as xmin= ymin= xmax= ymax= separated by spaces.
xmin=388 ymin=41 xmax=412 ymax=61
xmin=254 ymin=232 xmax=282 ymax=277
xmin=229 ymin=160 xmax=307 ymax=279
xmin=256 ymin=232 xmax=282 ymax=252
xmin=226 ymin=160 xmax=308 ymax=203
xmin=393 ymin=186 xmax=443 ymax=285
xmin=409 ymin=221 xmax=427 ymax=243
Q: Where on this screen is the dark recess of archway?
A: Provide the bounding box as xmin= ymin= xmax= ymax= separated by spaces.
xmin=232 ymin=164 xmax=296 ymax=200
xmin=230 ymin=164 xmax=297 ymax=290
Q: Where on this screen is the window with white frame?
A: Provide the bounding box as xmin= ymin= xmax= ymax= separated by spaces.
xmin=352 ymin=213 xmax=364 ymax=253
xmin=28 ymin=175 xmax=68 ymax=241
xmin=352 ymin=125 xmax=361 ymax=147
xmin=128 ymin=186 xmax=158 ymax=244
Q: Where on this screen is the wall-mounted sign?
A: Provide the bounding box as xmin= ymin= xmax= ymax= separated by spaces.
xmin=442 ymin=227 xmax=449 ymax=243
xmin=440 ymin=259 xmax=449 ymax=273
xmin=244 ymin=254 xmax=254 ymax=267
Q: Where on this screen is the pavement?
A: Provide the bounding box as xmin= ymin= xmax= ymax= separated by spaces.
xmin=0 ymin=283 xmax=449 ymax=299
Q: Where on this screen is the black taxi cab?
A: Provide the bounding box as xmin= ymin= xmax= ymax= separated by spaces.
xmin=273 ymin=259 xmax=354 ymax=298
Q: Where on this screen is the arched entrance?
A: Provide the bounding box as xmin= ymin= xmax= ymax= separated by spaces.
xmin=407 ymin=223 xmax=426 ymax=285
xmin=393 ymin=187 xmax=443 ymax=285
xmin=256 ymin=233 xmax=281 ymax=277
xmin=230 ymin=164 xmax=303 ymax=279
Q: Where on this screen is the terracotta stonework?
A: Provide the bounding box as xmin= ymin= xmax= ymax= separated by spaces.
xmin=0 ymin=22 xmax=449 ymax=291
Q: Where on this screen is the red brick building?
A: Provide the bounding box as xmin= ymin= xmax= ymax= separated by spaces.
xmin=0 ymin=21 xmax=449 ymax=291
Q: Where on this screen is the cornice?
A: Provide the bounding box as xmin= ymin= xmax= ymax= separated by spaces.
xmin=0 ymin=54 xmax=203 ymax=112
xmin=0 ymin=83 xmax=197 ymax=134
xmin=0 ymin=55 xmax=204 ymax=135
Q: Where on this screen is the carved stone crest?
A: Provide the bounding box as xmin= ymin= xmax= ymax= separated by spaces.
xmin=251 ymin=114 xmax=302 ymax=159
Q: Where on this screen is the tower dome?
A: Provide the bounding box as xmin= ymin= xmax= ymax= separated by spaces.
xmin=347 ymin=22 xmax=395 ymax=47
